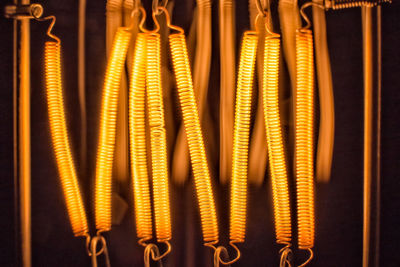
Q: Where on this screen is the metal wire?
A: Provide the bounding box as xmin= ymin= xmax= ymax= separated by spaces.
xmin=169 ymin=31 xmax=219 ymax=246
xmin=129 ymin=32 xmax=153 ymax=243
xmin=145 ymin=32 xmax=172 ymax=242
xmin=263 ymin=34 xmax=293 ymax=250
xmin=44 ymin=41 xmax=89 ymax=237
xmin=295 ymin=28 xmax=315 ymax=266
xmin=95 ymin=27 xmax=132 ymax=232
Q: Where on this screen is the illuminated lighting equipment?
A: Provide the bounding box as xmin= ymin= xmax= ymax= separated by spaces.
xmin=295 ymin=4 xmax=316 ymax=266
xmin=166 ymin=10 xmax=219 ymax=247
xmin=128 ymin=32 xmax=153 ymax=244
xmin=95 ymin=27 xmax=132 ymax=233
xmin=262 ymin=21 xmax=293 ymax=266
xmin=145 ymin=31 xmax=172 ymax=243
xmin=128 ymin=7 xmax=172 ymax=265
xmin=45 ymin=40 xmax=89 ymax=237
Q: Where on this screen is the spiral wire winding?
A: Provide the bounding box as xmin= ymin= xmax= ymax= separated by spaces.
xmin=295 ymin=27 xmax=315 ymax=266
xmin=45 ymin=41 xmax=89 ymax=237
xmin=145 ymin=32 xmax=171 ymax=243
xmin=129 ymin=32 xmax=153 ymax=243
xmin=230 ymin=31 xmax=258 ymax=246
xmin=95 ymin=27 xmax=132 ymax=232
xmin=262 ymin=33 xmax=293 ymax=256
xmin=168 ymin=32 xmax=219 ymax=245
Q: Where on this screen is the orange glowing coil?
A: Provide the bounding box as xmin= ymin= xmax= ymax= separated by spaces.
xmin=295 ymin=28 xmax=315 ymax=254
xmin=128 ymin=33 xmax=153 ymax=243
xmin=262 ymin=35 xmax=292 ymax=247
xmin=95 ymin=28 xmax=132 ymax=232
xmin=169 ymin=32 xmax=219 ymax=245
xmin=145 ymin=32 xmax=171 ymax=242
xmin=44 ymin=41 xmax=89 ymax=237
xmin=230 ymin=31 xmax=258 ymax=244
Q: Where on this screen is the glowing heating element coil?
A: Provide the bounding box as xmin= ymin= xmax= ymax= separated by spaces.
xmin=45 ymin=42 xmax=89 ymax=237
xmin=95 ymin=28 xmax=132 ymax=232
xmin=169 ymin=33 xmax=219 ymax=245
xmin=129 ymin=33 xmax=153 ymax=242
xmin=146 ymin=32 xmax=171 ymax=242
xmin=263 ymin=36 xmax=292 ymax=246
xmin=295 ymin=28 xmax=315 ymax=251
xmin=230 ymin=31 xmax=258 ymax=243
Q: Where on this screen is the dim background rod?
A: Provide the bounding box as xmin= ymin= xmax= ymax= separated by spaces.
xmin=13 ymin=0 xmax=32 ymax=266
xmin=375 ymin=6 xmax=381 ymax=267
xmin=362 ymin=5 xmax=382 ymax=267
xmin=78 ymin=0 xmax=87 ymax=176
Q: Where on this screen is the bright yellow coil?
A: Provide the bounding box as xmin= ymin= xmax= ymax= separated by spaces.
xmin=145 ymin=32 xmax=171 ymax=242
xmin=95 ymin=28 xmax=132 ymax=232
xmin=44 ymin=42 xmax=89 ymax=237
xmin=129 ymin=33 xmax=153 ymax=242
xmin=295 ymin=29 xmax=315 ymax=251
xmin=262 ymin=35 xmax=292 ymax=246
xmin=169 ymin=33 xmax=219 ymax=245
xmin=230 ymin=31 xmax=258 ymax=243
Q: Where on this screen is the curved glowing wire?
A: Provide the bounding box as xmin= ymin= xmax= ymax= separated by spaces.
xmin=129 ymin=32 xmax=153 ymax=243
xmin=146 ymin=32 xmax=171 ymax=242
xmin=44 ymin=41 xmax=89 ymax=237
xmin=230 ymin=31 xmax=258 ymax=244
xmin=263 ymin=35 xmax=292 ymax=247
xmin=95 ymin=27 xmax=132 ymax=232
xmin=169 ymin=32 xmax=219 ymax=245
xmin=295 ymin=28 xmax=315 ymax=257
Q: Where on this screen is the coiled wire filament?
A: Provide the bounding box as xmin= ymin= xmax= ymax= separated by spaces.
xmin=169 ymin=32 xmax=219 ymax=245
xmin=230 ymin=31 xmax=258 ymax=246
xmin=263 ymin=34 xmax=292 ymax=251
xmin=129 ymin=32 xmax=153 ymax=243
xmin=95 ymin=27 xmax=132 ymax=233
xmin=45 ymin=41 xmax=89 ymax=237
xmin=145 ymin=32 xmax=171 ymax=242
xmin=295 ymin=28 xmax=315 ymax=265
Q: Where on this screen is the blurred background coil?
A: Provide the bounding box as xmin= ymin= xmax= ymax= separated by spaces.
xmin=295 ymin=28 xmax=315 ymax=251
xmin=169 ymin=32 xmax=218 ymax=245
xmin=129 ymin=33 xmax=153 ymax=242
xmin=146 ymin=32 xmax=171 ymax=242
xmin=230 ymin=31 xmax=258 ymax=244
xmin=45 ymin=41 xmax=89 ymax=237
xmin=262 ymin=35 xmax=292 ymax=246
xmin=95 ymin=27 xmax=131 ymax=232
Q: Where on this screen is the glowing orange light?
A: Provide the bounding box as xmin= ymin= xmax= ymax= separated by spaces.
xmin=230 ymin=31 xmax=258 ymax=244
xmin=295 ymin=28 xmax=315 ymax=263
xmin=146 ymin=32 xmax=171 ymax=242
xmin=169 ymin=32 xmax=219 ymax=245
xmin=95 ymin=27 xmax=132 ymax=232
xmin=129 ymin=32 xmax=153 ymax=243
xmin=45 ymin=41 xmax=88 ymax=237
xmin=263 ymin=34 xmax=292 ymax=249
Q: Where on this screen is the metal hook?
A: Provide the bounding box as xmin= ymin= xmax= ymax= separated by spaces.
xmin=144 ymin=243 xmax=166 ymax=267
xmin=298 ymin=248 xmax=314 ymax=267
xmin=299 ymin=2 xmax=325 ymax=30
xmin=151 ymin=240 xmax=171 ymax=261
xmin=138 ymin=7 xmax=160 ymax=33
xmin=279 ymin=245 xmax=293 ymax=267
xmin=35 ymin=15 xmax=60 ymax=44
xmin=152 ymin=0 xmax=169 ymax=15
xmin=213 ymin=242 xmax=241 ymax=266
xmin=255 ymin=0 xmax=268 ymax=17
xmin=90 ymin=234 xmax=111 ymax=267
xmin=156 ymin=6 xmax=184 ymax=34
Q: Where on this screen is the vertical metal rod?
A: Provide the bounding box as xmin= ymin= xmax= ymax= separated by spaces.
xmin=374 ymin=6 xmax=381 ymax=267
xmin=78 ymin=0 xmax=87 ymax=177
xmin=362 ymin=6 xmax=372 ymax=267
xmin=13 ymin=0 xmax=32 ymax=266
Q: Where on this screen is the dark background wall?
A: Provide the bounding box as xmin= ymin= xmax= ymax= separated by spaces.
xmin=0 ymin=0 xmax=399 ymax=266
